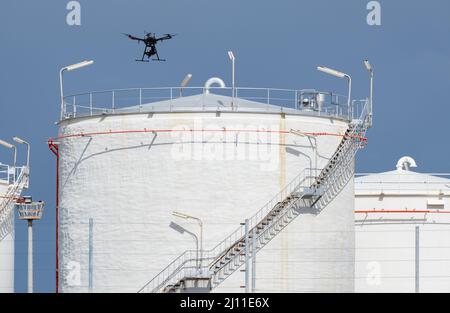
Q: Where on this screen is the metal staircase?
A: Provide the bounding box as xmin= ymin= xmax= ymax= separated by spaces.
xmin=138 ymin=99 xmax=371 ymax=293
xmin=0 ymin=166 xmax=29 ymax=241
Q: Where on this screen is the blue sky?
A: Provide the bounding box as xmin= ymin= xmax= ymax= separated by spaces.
xmin=1 ymin=0 xmax=449 ymax=292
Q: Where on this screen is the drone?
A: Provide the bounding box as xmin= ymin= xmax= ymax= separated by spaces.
xmin=123 ymin=32 xmax=176 ymax=62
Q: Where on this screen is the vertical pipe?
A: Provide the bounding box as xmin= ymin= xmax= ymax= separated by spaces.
xmin=90 ymin=93 xmax=93 ymax=116
xmin=195 ymin=236 xmax=199 ymax=271
xmin=346 ymin=76 xmax=352 ymax=120
xmin=244 ymin=219 xmax=249 ymax=293
xmin=48 ymin=143 xmax=60 ymax=293
xmin=112 ymin=90 xmax=115 ymax=112
xmin=415 ymin=226 xmax=420 ymax=293
xmin=88 ymin=218 xmax=93 ymax=293
xmin=170 ymin=88 xmax=173 ymax=112
xmin=369 ymin=71 xmax=374 ymax=126
xmin=199 ymin=221 xmax=203 ymax=272
xmin=59 ymin=69 xmax=65 ymax=121
xmin=28 ymin=220 xmax=33 ymax=293
xmin=56 ymin=150 xmax=59 ymax=293
xmin=12 ymin=146 xmax=17 ymax=173
xmin=252 ymin=227 xmax=256 ymax=293
xmin=232 ymin=58 xmax=235 ymax=109
xmin=73 ymin=96 xmax=76 ymax=117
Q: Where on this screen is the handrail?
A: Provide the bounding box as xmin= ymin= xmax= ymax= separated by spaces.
xmin=0 ymin=166 xmax=28 ymax=240
xmin=137 ymin=167 xmax=314 ymax=293
xmin=61 ymin=87 xmax=353 ymax=122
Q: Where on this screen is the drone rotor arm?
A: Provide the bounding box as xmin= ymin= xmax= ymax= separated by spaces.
xmin=156 ymin=34 xmax=176 ymax=42
xmin=124 ymin=33 xmax=144 ymax=42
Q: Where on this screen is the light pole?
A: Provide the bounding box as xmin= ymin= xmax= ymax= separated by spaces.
xmin=13 ymin=137 xmax=30 ymax=170
xmin=228 ymin=51 xmax=236 ymax=109
xmin=16 ymin=197 xmax=44 ymax=293
xmin=169 ymin=222 xmax=199 ymax=269
xmin=364 ymin=60 xmax=374 ymax=126
xmin=180 ymin=74 xmax=193 ymax=97
xmin=172 ymin=211 xmax=203 ymax=270
xmin=317 ymin=66 xmax=352 ymax=119
xmin=0 ymin=139 xmax=17 ymax=170
xmin=60 ymin=60 xmax=94 ymax=120
xmin=290 ymin=130 xmax=318 ymax=181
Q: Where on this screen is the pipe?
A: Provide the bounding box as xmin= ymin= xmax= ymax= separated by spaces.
xmin=415 ymin=226 xmax=420 ymax=293
xmin=48 ymin=141 xmax=59 ymax=293
xmin=203 ymin=77 xmax=226 ymax=94
xmin=49 ymin=128 xmax=368 ymax=143
xmin=28 ymin=220 xmax=33 ymax=293
xmin=251 ymin=227 xmax=256 ymax=293
xmin=59 ymin=68 xmax=66 ymax=121
xmin=244 ymin=219 xmax=249 ymax=293
xmin=346 ymin=75 xmax=352 ymax=119
xmin=88 ymin=218 xmax=93 ymax=293
xmin=396 ymin=156 xmax=418 ymax=171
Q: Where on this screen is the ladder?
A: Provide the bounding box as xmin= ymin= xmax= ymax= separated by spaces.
xmin=138 ymin=100 xmax=371 ymax=293
xmin=0 ymin=167 xmax=29 ymax=241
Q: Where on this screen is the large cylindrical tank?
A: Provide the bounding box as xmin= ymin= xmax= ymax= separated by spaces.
xmin=355 ymin=157 xmax=450 ymax=292
xmin=57 ymin=91 xmax=355 ymax=292
xmin=0 ymin=175 xmax=14 ymax=293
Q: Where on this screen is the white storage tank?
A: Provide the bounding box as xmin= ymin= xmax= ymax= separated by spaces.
xmin=0 ymin=164 xmax=15 ymax=293
xmin=355 ymin=157 xmax=450 ymax=292
xmin=56 ymin=86 xmax=363 ymax=292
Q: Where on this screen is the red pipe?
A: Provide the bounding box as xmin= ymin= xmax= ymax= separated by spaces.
xmin=48 ymin=141 xmax=59 ymax=293
xmin=48 ymin=128 xmax=368 ymax=143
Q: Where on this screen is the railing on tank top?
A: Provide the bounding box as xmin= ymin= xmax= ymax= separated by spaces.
xmin=61 ymin=87 xmax=354 ymax=121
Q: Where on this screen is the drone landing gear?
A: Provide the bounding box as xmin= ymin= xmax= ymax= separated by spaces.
xmin=152 ymin=58 xmax=166 ymax=62
xmin=136 ymin=59 xmax=150 ymax=62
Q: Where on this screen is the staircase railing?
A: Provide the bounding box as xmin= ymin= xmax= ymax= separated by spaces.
xmin=138 ymin=168 xmax=315 ymax=293
xmin=0 ymin=166 xmax=29 ymax=241
xmin=139 ymin=99 xmax=371 ymax=293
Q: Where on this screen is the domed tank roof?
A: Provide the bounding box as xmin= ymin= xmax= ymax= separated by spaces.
xmin=355 ymin=156 xmax=450 ymax=194
xmin=116 ymin=93 xmax=302 ymax=114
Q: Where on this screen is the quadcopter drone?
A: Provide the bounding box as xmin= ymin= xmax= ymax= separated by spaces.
xmin=123 ymin=31 xmax=176 ymax=62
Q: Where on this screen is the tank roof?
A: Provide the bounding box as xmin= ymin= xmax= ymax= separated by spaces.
xmin=116 ymin=93 xmax=302 ymax=114
xmin=355 ymin=157 xmax=450 ymax=194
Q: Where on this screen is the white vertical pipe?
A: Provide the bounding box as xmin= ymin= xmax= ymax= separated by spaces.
xmin=59 ymin=69 xmax=65 ymax=121
xmin=346 ymin=76 xmax=352 ymax=120
xmin=232 ymin=57 xmax=235 ymax=108
xmin=90 ymin=93 xmax=93 ymax=116
xmin=251 ymin=227 xmax=256 ymax=293
xmin=244 ymin=219 xmax=249 ymax=293
xmin=89 ymin=218 xmax=93 ymax=293
xmin=199 ymin=220 xmax=203 ymax=271
xmin=28 ymin=220 xmax=33 ymax=293
xmin=415 ymin=226 xmax=420 ymax=293
xmin=369 ymin=70 xmax=374 ymax=125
